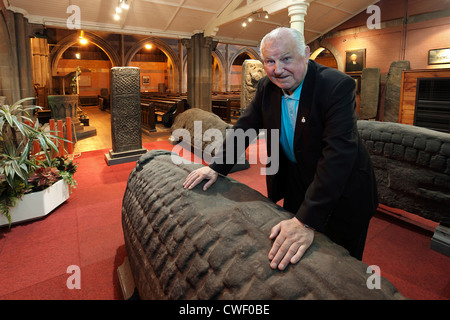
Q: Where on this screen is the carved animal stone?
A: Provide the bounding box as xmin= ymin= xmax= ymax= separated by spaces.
xmin=170 ymin=108 xmax=249 ymax=171
xmin=358 ymin=120 xmax=450 ymax=226
xmin=170 ymin=108 xmax=232 ymax=155
xmin=241 ymin=60 xmax=266 ymax=112
xmin=122 ymin=150 xmax=405 ymax=300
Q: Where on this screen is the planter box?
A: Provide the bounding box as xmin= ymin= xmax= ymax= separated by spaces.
xmin=0 ymin=179 xmax=70 ymax=227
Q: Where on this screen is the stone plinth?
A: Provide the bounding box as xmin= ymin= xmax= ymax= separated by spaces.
xmin=105 ymin=67 xmax=146 ymax=165
xmin=47 ymin=94 xmax=96 ymax=140
xmin=241 ymin=59 xmax=266 ymax=112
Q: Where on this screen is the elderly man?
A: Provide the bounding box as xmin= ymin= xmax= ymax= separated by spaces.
xmin=183 ymin=27 xmax=378 ymax=270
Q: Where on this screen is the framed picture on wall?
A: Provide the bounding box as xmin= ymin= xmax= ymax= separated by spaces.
xmin=79 ymin=75 xmax=91 ymax=86
xmin=428 ymin=48 xmax=450 ymax=65
xmin=345 ymin=49 xmax=366 ymax=73
xmin=142 ymin=76 xmax=150 ymax=85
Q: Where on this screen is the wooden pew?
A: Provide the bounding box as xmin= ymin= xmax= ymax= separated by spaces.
xmin=140 ymin=97 xmax=189 ymax=128
xmin=141 ymin=102 xmax=156 ymax=132
xmin=213 ymin=92 xmax=241 ymax=116
xmin=211 ymin=98 xmax=231 ymax=122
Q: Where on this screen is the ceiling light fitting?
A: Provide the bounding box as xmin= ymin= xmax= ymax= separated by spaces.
xmin=114 ymin=0 xmax=130 ymax=21
xmin=120 ymin=0 xmax=130 ymax=10
xmin=78 ymin=30 xmax=87 ymax=45
xmin=241 ymin=10 xmax=269 ymax=28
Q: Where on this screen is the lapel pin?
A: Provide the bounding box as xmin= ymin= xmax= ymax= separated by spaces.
xmin=301 ymin=117 xmax=306 ymax=123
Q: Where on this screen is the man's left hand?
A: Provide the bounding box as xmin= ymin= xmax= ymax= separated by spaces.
xmin=268 ymin=217 xmax=314 ymax=271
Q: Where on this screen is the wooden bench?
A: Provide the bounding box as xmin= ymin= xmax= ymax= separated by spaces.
xmin=213 ymin=92 xmax=241 ymax=116
xmin=141 ymin=102 xmax=156 ymax=132
xmin=212 ymin=98 xmax=231 ymax=122
xmin=140 ymin=97 xmax=189 ymax=128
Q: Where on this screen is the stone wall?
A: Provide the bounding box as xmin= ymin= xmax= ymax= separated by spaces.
xmin=358 ymin=120 xmax=450 ymax=226
xmin=121 ymin=150 xmax=405 ymax=300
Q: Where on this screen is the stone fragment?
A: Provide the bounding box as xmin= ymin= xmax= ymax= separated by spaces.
xmin=360 ymin=68 xmax=380 ymax=119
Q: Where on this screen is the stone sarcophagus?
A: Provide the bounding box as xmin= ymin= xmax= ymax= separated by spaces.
xmin=122 ymin=150 xmax=405 ymax=300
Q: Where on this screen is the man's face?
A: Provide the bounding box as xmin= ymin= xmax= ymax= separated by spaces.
xmin=262 ymin=36 xmax=310 ymax=94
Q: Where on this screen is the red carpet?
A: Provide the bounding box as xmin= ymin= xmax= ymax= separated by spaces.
xmin=0 ymin=140 xmax=449 ymax=300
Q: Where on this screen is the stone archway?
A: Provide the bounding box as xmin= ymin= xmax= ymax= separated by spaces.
xmin=49 ymin=31 xmax=120 ymax=75
xmin=228 ymin=47 xmax=261 ymax=92
xmin=309 ymin=39 xmax=343 ymax=72
xmin=212 ymin=49 xmax=226 ymax=92
xmin=124 ymin=38 xmax=180 ymax=93
xmin=49 ymin=31 xmax=120 ymax=95
xmin=311 ymin=47 xmax=338 ymax=69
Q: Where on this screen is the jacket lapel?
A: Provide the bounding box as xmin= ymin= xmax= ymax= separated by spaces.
xmin=268 ymin=82 xmax=282 ymax=131
xmin=294 ymin=60 xmax=315 ymax=148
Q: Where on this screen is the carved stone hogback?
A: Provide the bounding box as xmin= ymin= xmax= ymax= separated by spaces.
xmin=358 ymin=120 xmax=450 ymax=226
xmin=122 ymin=150 xmax=405 ymax=300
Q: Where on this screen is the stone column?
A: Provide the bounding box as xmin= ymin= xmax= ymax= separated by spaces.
xmin=288 ymin=0 xmax=310 ymax=34
xmin=0 ymin=10 xmax=34 ymax=105
xmin=182 ymin=33 xmax=217 ymax=111
xmin=105 ymin=67 xmax=147 ymax=165
xmin=30 ymin=37 xmax=49 ymax=88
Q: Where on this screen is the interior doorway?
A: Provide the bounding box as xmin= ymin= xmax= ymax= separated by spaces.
xmin=311 ymin=47 xmax=338 ymax=69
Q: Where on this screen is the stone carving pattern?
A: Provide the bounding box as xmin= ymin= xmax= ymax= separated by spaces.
xmin=241 ymin=60 xmax=266 ymax=111
xmin=358 ymin=120 xmax=450 ymax=226
xmin=111 ymin=67 xmax=141 ymax=153
xmin=121 ymin=150 xmax=405 ymax=300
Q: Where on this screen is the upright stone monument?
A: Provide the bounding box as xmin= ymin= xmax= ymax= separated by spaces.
xmin=105 ymin=67 xmax=147 ymax=165
xmin=241 ymin=59 xmax=266 ymax=112
xmin=359 ymin=68 xmax=380 ymax=120
xmin=383 ymin=60 xmax=410 ymax=123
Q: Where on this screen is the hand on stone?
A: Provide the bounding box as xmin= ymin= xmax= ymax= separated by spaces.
xmin=268 ymin=217 xmax=314 ymax=271
xmin=183 ymin=167 xmax=219 ymax=191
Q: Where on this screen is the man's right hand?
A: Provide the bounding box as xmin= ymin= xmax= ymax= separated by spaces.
xmin=183 ymin=167 xmax=219 ymax=191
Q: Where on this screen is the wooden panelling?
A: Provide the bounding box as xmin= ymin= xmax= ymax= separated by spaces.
xmin=399 ymin=68 xmax=450 ymax=125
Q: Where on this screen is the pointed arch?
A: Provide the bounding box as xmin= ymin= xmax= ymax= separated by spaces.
xmin=212 ymin=49 xmax=227 ymax=92
xmin=124 ymin=37 xmax=181 ymax=92
xmin=49 ymin=31 xmax=120 ymax=75
xmin=228 ymin=47 xmax=261 ymax=92
xmin=309 ymin=39 xmax=343 ymax=72
xmin=229 ymin=47 xmax=261 ymax=66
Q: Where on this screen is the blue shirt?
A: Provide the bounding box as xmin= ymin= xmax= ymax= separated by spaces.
xmin=280 ymin=82 xmax=303 ymax=162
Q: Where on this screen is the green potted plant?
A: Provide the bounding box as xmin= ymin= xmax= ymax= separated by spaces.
xmin=0 ymin=97 xmax=77 ymax=227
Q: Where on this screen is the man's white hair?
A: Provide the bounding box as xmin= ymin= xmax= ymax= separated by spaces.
xmin=260 ymin=27 xmax=308 ymax=59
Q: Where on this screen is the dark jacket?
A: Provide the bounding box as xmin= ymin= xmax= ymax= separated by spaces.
xmin=210 ymin=60 xmax=378 ymax=237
